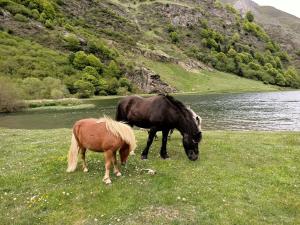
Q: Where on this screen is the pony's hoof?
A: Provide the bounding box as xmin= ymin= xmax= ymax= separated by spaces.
xmin=115 ymin=172 xmax=122 ymax=177
xmin=83 ymin=168 xmax=88 ymax=173
xmin=103 ymin=177 xmax=112 ymax=185
xmin=130 ymin=151 xmax=135 ymax=156
xmin=141 ymin=155 xmax=148 ymax=160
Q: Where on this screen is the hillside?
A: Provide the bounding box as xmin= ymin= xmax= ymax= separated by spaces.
xmin=221 ymin=0 xmax=300 ymax=69
xmin=0 ymin=0 xmax=299 ymax=102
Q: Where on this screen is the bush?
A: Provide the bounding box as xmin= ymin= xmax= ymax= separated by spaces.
xmin=246 ymin=11 xmax=254 ymax=22
xmin=103 ymin=61 xmax=121 ymax=78
xmin=74 ymin=80 xmax=95 ymax=98
xmin=45 ymin=19 xmax=54 ymax=29
xmin=42 ymin=77 xmax=68 ymax=99
xmin=14 ymin=13 xmax=29 ymax=22
xmin=21 ymin=77 xmax=45 ymax=99
xmin=170 ymin=31 xmax=179 ymax=43
xmin=72 ymin=51 xmax=88 ymax=69
xmin=106 ymin=77 xmax=119 ymax=95
xmin=0 ymin=77 xmax=25 ymax=112
xmin=116 ymin=87 xmax=129 ymax=96
xmin=86 ymin=54 xmax=103 ymax=71
xmin=83 ymin=66 xmax=98 ymax=77
xmin=119 ymin=77 xmax=132 ymax=92
xmin=87 ymin=39 xmax=118 ymax=60
xmin=63 ymin=34 xmax=81 ymax=51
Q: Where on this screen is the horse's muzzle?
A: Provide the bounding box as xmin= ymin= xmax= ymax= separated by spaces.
xmin=188 ymin=152 xmax=199 ymax=161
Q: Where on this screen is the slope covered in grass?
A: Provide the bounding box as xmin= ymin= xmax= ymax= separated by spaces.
xmin=0 ymin=128 xmax=299 ymax=224
xmin=144 ymin=60 xmax=280 ymax=93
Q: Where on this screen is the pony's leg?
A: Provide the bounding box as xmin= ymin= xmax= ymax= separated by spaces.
xmin=81 ymin=149 xmax=88 ymax=172
xmin=112 ymin=151 xmax=121 ymax=177
xmin=103 ymin=150 xmax=113 ymax=184
xmin=141 ymin=128 xmax=157 ymax=160
xmin=160 ymin=129 xmax=170 ymax=159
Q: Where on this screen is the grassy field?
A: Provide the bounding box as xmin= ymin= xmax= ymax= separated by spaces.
xmin=0 ymin=128 xmax=299 ymax=224
xmin=144 ymin=60 xmax=282 ymax=94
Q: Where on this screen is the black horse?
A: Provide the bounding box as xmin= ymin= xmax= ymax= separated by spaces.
xmin=116 ymin=94 xmax=202 ymax=161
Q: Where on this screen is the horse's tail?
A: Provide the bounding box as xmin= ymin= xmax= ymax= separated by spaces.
xmin=115 ymin=102 xmax=124 ymax=121
xmin=103 ymin=117 xmax=136 ymax=152
xmin=66 ymin=131 xmax=79 ymax=172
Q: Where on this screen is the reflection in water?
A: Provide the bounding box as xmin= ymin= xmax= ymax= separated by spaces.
xmin=0 ymin=91 xmax=299 ymax=131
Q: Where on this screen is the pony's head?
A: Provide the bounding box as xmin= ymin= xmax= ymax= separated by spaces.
xmin=182 ymin=107 xmax=203 ymax=161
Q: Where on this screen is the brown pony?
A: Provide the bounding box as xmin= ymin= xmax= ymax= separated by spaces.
xmin=66 ymin=117 xmax=136 ymax=184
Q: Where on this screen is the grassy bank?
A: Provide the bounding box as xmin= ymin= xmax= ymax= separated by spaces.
xmin=0 ymin=128 xmax=299 ymax=225
xmin=144 ymin=60 xmax=282 ymax=94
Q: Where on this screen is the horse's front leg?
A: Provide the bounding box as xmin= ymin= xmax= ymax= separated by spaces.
xmin=112 ymin=151 xmax=121 ymax=177
xmin=160 ymin=129 xmax=170 ymax=159
xmin=141 ymin=128 xmax=157 ymax=160
xmin=103 ymin=150 xmax=113 ymax=184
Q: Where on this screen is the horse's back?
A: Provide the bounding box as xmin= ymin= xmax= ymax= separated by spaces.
xmin=73 ymin=118 xmax=121 ymax=151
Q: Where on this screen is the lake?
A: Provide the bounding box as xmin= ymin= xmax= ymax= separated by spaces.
xmin=0 ymin=91 xmax=299 ymax=131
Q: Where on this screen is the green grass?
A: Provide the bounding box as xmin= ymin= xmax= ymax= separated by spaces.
xmin=0 ymin=128 xmax=299 ymax=224
xmin=144 ymin=60 xmax=282 ymax=94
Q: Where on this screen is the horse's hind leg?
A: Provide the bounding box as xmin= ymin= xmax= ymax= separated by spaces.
xmin=112 ymin=151 xmax=121 ymax=177
xmin=160 ymin=129 xmax=170 ymax=159
xmin=141 ymin=128 xmax=157 ymax=160
xmin=80 ymin=149 xmax=88 ymax=172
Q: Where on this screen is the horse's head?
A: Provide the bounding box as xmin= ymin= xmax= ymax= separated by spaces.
xmin=183 ymin=107 xmax=203 ymax=161
xmin=183 ymin=131 xmax=202 ymax=161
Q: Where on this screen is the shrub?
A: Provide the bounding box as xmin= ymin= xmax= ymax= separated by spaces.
xmin=86 ymin=54 xmax=103 ymax=71
xmin=106 ymin=77 xmax=120 ymax=95
xmin=45 ymin=19 xmax=54 ymax=29
xmin=103 ymin=61 xmax=121 ymax=78
xmin=87 ymin=39 xmax=118 ymax=60
xmin=73 ymin=51 xmax=88 ymax=69
xmin=63 ymin=34 xmax=81 ymax=51
xmin=83 ymin=66 xmax=98 ymax=77
xmin=167 ymin=24 xmax=176 ymax=33
xmin=245 ymin=11 xmax=254 ymax=22
xmin=170 ymin=31 xmax=179 ymax=43
xmin=21 ymin=77 xmax=45 ymax=99
xmin=116 ymin=86 xmax=129 ymax=96
xmin=119 ymin=77 xmax=132 ymax=92
xmin=14 ymin=13 xmax=29 ymax=22
xmin=0 ymin=77 xmax=25 ymax=112
xmin=42 ymin=77 xmax=68 ymax=99
xmin=74 ymin=80 xmax=95 ymax=98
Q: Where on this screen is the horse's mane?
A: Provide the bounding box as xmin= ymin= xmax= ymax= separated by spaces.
xmin=97 ymin=116 xmax=137 ymax=152
xmin=160 ymin=94 xmax=189 ymax=115
xmin=160 ymin=94 xmax=198 ymax=132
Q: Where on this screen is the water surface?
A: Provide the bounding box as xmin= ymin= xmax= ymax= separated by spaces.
xmin=0 ymin=91 xmax=299 ymax=131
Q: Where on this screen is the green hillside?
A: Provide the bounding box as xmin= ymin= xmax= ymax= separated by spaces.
xmin=0 ymin=0 xmax=299 ymax=107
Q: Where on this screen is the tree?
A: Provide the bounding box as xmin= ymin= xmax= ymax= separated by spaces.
xmin=73 ymin=51 xmax=88 ymax=69
xmin=0 ymin=77 xmax=25 ymax=112
xmin=103 ymin=61 xmax=121 ymax=78
xmin=74 ymin=80 xmax=95 ymax=98
xmin=246 ymin=11 xmax=254 ymax=22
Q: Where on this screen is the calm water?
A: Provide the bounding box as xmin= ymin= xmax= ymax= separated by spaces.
xmin=0 ymin=91 xmax=299 ymax=131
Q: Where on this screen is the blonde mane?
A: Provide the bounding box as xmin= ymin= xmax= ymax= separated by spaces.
xmin=187 ymin=106 xmax=202 ymax=131
xmin=97 ymin=116 xmax=137 ymax=152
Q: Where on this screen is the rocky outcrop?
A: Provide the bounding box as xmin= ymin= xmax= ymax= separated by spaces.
xmin=177 ymin=59 xmax=214 ymax=72
xmin=126 ymin=67 xmax=176 ymax=94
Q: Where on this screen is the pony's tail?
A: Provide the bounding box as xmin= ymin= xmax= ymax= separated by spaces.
xmin=66 ymin=132 xmax=79 ymax=172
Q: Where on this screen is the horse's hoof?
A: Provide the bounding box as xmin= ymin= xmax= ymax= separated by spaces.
xmin=103 ymin=177 xmax=112 ymax=185
xmin=130 ymin=151 xmax=136 ymax=156
xmin=115 ymin=172 xmax=122 ymax=177
xmin=141 ymin=155 xmax=148 ymax=160
xmin=83 ymin=168 xmax=88 ymax=173
xmin=161 ymin=154 xmax=170 ymax=160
